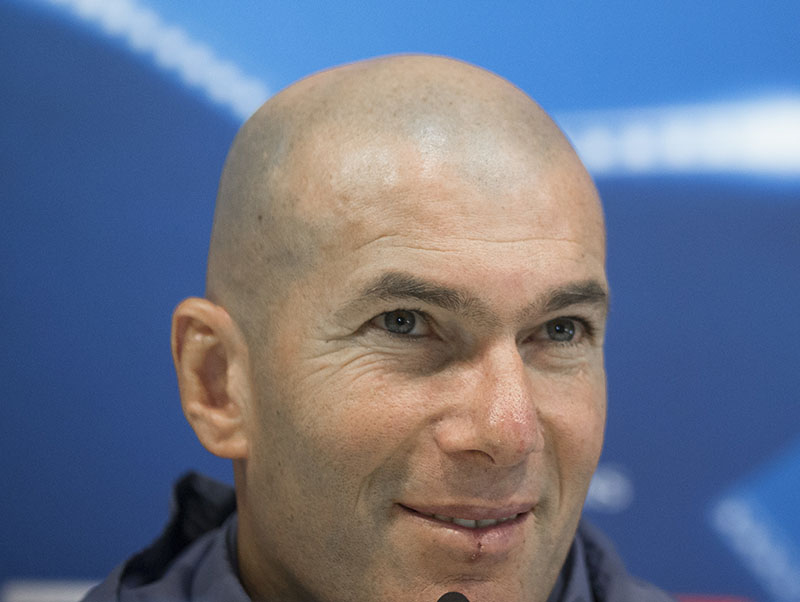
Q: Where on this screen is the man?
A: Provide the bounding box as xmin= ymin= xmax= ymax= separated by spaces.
xmin=84 ymin=55 xmax=673 ymax=602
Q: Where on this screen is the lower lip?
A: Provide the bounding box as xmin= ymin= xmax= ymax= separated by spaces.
xmin=398 ymin=505 xmax=530 ymax=557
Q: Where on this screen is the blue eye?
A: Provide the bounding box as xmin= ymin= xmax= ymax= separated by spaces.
xmin=383 ymin=310 xmax=417 ymax=334
xmin=546 ymin=318 xmax=577 ymax=342
xmin=370 ymin=309 xmax=431 ymax=337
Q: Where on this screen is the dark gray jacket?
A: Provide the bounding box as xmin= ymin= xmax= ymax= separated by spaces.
xmin=83 ymin=473 xmax=674 ymax=602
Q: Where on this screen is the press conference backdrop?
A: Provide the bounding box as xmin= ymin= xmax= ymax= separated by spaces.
xmin=2 ymin=1 xmax=799 ymax=601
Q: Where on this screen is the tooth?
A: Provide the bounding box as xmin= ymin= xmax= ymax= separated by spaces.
xmin=427 ymin=512 xmax=519 ymax=528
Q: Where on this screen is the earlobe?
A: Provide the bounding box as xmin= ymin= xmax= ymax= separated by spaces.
xmin=171 ymin=297 xmax=250 ymax=459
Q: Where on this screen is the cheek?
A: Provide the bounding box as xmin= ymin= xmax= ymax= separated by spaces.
xmin=538 ymin=367 xmax=607 ymax=487
xmin=260 ymin=346 xmax=429 ymax=480
xmin=305 ymin=357 xmax=428 ymax=455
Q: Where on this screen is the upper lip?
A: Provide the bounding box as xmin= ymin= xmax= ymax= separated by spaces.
xmin=400 ymin=502 xmax=534 ymax=521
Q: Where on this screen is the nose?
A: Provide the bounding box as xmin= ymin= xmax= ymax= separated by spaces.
xmin=435 ymin=340 xmax=543 ymax=467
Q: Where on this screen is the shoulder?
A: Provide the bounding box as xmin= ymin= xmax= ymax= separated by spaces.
xmin=577 ymin=520 xmax=676 ymax=602
xmin=81 ymin=473 xmax=241 ymax=602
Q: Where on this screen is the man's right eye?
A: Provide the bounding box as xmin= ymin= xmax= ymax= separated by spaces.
xmin=370 ymin=309 xmax=431 ymax=337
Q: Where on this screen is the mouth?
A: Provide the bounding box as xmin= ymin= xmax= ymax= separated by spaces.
xmin=415 ymin=510 xmax=521 ymax=529
xmin=399 ymin=504 xmax=531 ymax=531
xmin=396 ymin=502 xmax=534 ymax=560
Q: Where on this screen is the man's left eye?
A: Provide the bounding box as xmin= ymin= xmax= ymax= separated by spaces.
xmin=545 ymin=318 xmax=580 ymax=343
xmin=371 ymin=309 xmax=431 ymax=337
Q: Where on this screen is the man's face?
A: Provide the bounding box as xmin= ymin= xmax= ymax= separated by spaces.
xmin=237 ymin=133 xmax=608 ymax=602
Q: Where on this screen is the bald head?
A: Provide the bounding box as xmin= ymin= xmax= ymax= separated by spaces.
xmin=206 ymin=54 xmax=600 ymax=341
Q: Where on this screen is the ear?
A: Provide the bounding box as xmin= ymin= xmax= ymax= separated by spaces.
xmin=171 ymin=297 xmax=250 ymax=459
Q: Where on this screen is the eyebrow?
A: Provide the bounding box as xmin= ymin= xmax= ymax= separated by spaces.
xmin=542 ymin=280 xmax=609 ymax=314
xmin=342 ymin=271 xmax=608 ymax=322
xmin=358 ymin=272 xmax=486 ymax=315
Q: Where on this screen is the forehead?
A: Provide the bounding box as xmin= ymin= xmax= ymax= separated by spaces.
xmin=285 ymin=127 xmax=605 ymax=261
xmin=274 ymin=130 xmax=607 ymax=324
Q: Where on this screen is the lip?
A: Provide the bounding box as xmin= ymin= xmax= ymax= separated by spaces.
xmin=396 ymin=502 xmax=533 ymax=558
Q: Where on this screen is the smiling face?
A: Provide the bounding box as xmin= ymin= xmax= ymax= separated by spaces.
xmin=230 ymin=109 xmax=609 ymax=601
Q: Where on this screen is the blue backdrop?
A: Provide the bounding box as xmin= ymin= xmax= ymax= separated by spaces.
xmin=2 ymin=1 xmax=799 ymax=600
